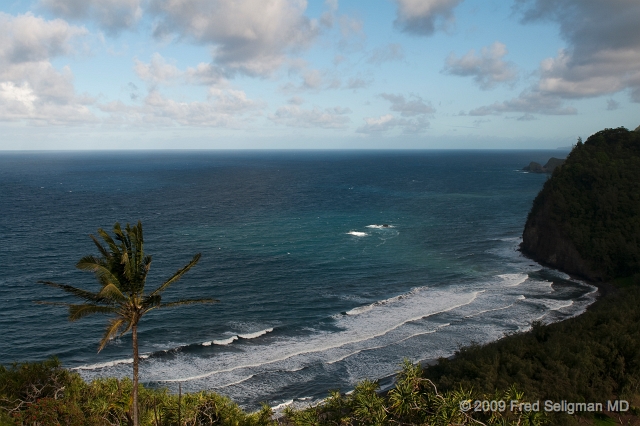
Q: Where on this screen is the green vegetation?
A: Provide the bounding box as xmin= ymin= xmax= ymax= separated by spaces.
xmin=281 ymin=362 xmax=544 ymax=426
xmin=1 ymin=358 xmax=545 ymax=425
xmin=35 ymin=222 xmax=218 ymax=426
xmin=0 ymin=358 xmax=273 ymax=425
xmin=423 ymin=284 xmax=640 ymax=425
xmin=523 ymin=127 xmax=640 ymax=281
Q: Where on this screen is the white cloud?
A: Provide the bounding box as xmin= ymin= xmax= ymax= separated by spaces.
xmin=380 ymin=93 xmax=435 ymax=116
xmin=101 ymin=88 xmax=264 ymax=127
xmin=468 ymin=91 xmax=577 ymax=118
xmin=357 ymin=114 xmax=396 ymax=133
xmin=516 ymin=0 xmax=640 ymax=101
xmin=467 ymin=1 xmax=640 ymax=120
xmin=149 ymin=0 xmax=319 ymax=77
xmin=0 ymin=13 xmax=95 ymax=124
xmin=356 ymin=114 xmax=430 ymax=134
xmin=134 ymin=53 xmax=182 ymax=85
xmin=185 ymin=63 xmax=225 ymax=86
xmin=393 ymin=0 xmax=464 ymax=36
xmin=39 ymin=0 xmax=143 ymax=34
xmin=270 ymin=105 xmax=351 ymax=128
xmin=535 ymin=48 xmax=640 ymax=98
xmin=0 ymin=12 xmax=86 ymax=63
xmin=358 ymin=92 xmax=434 ymax=134
xmin=443 ymin=42 xmax=517 ymax=89
xmin=280 ymin=67 xmax=342 ymax=92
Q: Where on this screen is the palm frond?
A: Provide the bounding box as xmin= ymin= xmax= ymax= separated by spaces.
xmin=76 ymin=256 xmax=122 ymax=288
xmin=98 ymin=317 xmax=127 ymax=352
xmin=158 ymin=298 xmax=219 ymax=309
xmin=75 ymin=254 xmax=105 ymax=271
xmin=37 ymin=281 xmax=106 ymax=303
xmin=69 ymin=304 xmax=119 ymax=321
xmin=97 ymin=228 xmax=120 ymax=257
xmin=90 ymin=234 xmax=111 ymax=259
xmin=149 ymin=253 xmax=202 ymax=296
xmin=98 ymin=283 xmax=127 ymax=302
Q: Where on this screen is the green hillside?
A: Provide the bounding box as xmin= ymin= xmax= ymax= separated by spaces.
xmin=521 ymin=127 xmax=640 ymax=282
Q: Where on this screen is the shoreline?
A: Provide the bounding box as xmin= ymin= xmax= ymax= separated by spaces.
xmin=272 ymin=256 xmax=602 ymax=417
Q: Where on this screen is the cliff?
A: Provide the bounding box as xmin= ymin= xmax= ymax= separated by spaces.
xmin=521 ymin=127 xmax=640 ymax=282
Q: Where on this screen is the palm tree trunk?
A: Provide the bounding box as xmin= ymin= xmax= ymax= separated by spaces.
xmin=132 ymin=323 xmax=139 ymax=426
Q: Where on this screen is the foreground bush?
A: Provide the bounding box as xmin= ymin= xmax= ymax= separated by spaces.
xmin=0 ymin=359 xmax=273 ymax=425
xmin=281 ymin=361 xmax=545 ymax=426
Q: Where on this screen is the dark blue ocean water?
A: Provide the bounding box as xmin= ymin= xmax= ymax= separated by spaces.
xmin=0 ymin=150 xmax=596 ymax=411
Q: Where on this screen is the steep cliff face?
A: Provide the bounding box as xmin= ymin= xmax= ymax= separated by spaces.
xmin=520 ymin=184 xmax=602 ymax=281
xmin=521 ymin=127 xmax=640 ymax=282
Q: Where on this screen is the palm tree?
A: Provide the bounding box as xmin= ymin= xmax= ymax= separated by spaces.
xmin=36 ymin=221 xmax=218 ymax=426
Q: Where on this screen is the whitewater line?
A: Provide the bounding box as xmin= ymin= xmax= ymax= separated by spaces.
xmin=158 ymin=292 xmax=480 ymax=383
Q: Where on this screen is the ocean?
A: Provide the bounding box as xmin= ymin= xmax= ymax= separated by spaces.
xmin=0 ymin=150 xmax=596 ymax=411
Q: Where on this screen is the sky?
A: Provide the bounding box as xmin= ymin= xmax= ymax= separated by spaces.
xmin=0 ymin=0 xmax=639 ymax=150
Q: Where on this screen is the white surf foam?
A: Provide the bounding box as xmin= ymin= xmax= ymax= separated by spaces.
xmin=498 ymin=273 xmax=528 ymax=287
xmin=238 ymin=328 xmax=273 ymax=339
xmin=347 ymin=231 xmax=367 ymax=237
xmin=271 ymin=399 xmax=294 ymax=411
xmin=366 ymin=224 xmax=395 ymax=229
xmin=210 ymin=336 xmax=239 ymax=346
xmin=73 ymin=357 xmax=133 ymax=371
xmin=464 ymin=303 xmax=515 ymax=318
xmin=157 ymin=289 xmax=480 ymax=383
xmin=345 ymin=305 xmax=373 ymax=315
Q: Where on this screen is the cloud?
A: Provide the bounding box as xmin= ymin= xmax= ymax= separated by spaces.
xmin=280 ymin=67 xmax=342 ymax=92
xmin=367 ymin=44 xmax=404 ymax=64
xmin=443 ymin=42 xmax=517 ymax=89
xmin=134 ymin=54 xmax=229 ymax=87
xmin=269 ymin=105 xmax=351 ymax=128
xmin=358 ymin=93 xmax=434 ymax=134
xmin=380 ymin=93 xmax=435 ymax=116
xmin=101 ymin=88 xmax=264 ymax=127
xmin=356 ymin=114 xmax=430 ymax=134
xmin=468 ymin=91 xmax=577 ymax=117
xmin=149 ymin=0 xmax=319 ymax=77
xmin=134 ymin=53 xmax=182 ymax=85
xmin=515 ymin=0 xmax=640 ymax=101
xmin=39 ymin=0 xmax=142 ymax=34
xmin=0 ymin=12 xmax=87 ymax=63
xmin=357 ymin=114 xmax=396 ymax=133
xmin=0 ymin=13 xmax=95 ymax=124
xmin=393 ymin=0 xmax=464 ymax=36
xmin=185 ymin=63 xmax=225 ymax=86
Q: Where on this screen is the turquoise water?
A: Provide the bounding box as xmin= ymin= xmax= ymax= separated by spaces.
xmin=0 ymin=150 xmax=596 ymax=410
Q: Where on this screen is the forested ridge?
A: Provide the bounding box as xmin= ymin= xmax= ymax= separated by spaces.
xmin=521 ymin=127 xmax=640 ymax=282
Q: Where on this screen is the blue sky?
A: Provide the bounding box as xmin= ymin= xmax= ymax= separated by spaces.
xmin=1 ymin=0 xmax=639 ymax=149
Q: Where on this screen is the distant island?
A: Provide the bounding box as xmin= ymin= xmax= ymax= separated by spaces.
xmin=523 ymin=157 xmax=565 ymax=173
